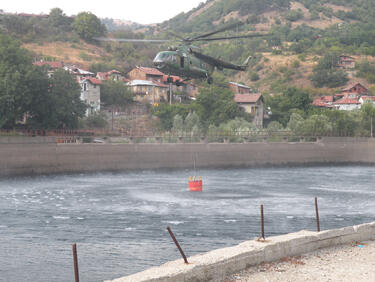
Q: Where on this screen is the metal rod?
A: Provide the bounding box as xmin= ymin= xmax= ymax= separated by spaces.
xmin=260 ymin=204 xmax=265 ymax=239
xmin=166 ymin=226 xmax=188 ymax=264
xmin=315 ymin=197 xmax=320 ymax=232
xmin=72 ymin=243 xmax=80 ymax=282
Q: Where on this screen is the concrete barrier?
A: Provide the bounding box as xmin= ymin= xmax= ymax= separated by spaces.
xmin=1 ymin=137 xmax=375 ymax=176
xmin=106 ymin=221 xmax=375 ymax=282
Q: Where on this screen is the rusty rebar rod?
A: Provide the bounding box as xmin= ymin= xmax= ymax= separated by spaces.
xmin=166 ymin=226 xmax=188 ymax=264
xmin=260 ymin=204 xmax=265 ymax=239
xmin=72 ymin=243 xmax=80 ymax=282
xmin=315 ymin=197 xmax=321 ymax=232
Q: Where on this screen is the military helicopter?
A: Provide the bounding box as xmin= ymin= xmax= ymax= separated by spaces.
xmin=96 ymin=21 xmax=268 ymax=85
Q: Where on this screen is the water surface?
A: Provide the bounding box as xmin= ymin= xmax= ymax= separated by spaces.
xmin=1 ymin=166 xmax=374 ymax=281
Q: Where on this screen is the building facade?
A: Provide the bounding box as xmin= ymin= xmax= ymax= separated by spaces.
xmin=79 ymin=77 xmax=102 ymax=116
xmin=234 ymin=93 xmax=264 ymax=128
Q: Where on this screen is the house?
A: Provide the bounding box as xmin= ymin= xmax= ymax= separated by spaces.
xmin=78 ymin=77 xmax=102 ymax=116
xmin=337 ymin=55 xmax=355 ymax=69
xmin=128 ymin=80 xmax=168 ymax=104
xmin=128 ymin=66 xmax=164 ymax=83
xmin=312 ymin=96 xmax=334 ymax=108
xmin=33 ymin=61 xmax=64 ymax=77
xmin=229 ymin=82 xmax=252 ymax=94
xmin=96 ymin=70 xmax=125 ymax=81
xmin=161 ymin=74 xmax=199 ymax=99
xmin=333 ymin=97 xmax=361 ymax=111
xmin=128 ymin=66 xmax=198 ymax=99
xmin=234 ymin=94 xmax=264 ymax=128
xmin=340 ymin=82 xmax=368 ymax=98
xmin=359 ymin=96 xmax=375 ymax=105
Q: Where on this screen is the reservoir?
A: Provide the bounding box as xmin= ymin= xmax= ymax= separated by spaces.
xmin=1 ymin=166 xmax=375 ymax=282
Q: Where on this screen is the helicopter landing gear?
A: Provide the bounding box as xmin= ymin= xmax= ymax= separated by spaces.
xmin=207 ymin=76 xmax=213 ymax=84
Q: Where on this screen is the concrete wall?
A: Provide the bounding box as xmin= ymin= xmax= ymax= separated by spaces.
xmin=1 ymin=137 xmax=375 ymax=176
xmin=106 ymin=221 xmax=375 ymax=282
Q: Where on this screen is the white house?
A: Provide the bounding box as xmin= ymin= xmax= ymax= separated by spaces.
xmin=333 ymin=97 xmax=361 ymax=111
xmin=79 ymin=77 xmax=102 ymax=116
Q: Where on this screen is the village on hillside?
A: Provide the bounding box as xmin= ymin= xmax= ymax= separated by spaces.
xmin=32 ymin=60 xmax=267 ymax=130
xmin=33 ymin=53 xmax=374 ymax=133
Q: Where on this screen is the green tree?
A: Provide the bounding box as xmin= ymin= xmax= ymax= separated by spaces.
xmin=73 ymin=12 xmax=106 ymax=41
xmin=101 ymin=80 xmax=133 ymax=107
xmin=266 ymin=87 xmax=311 ymax=126
xmin=49 ymin=8 xmax=73 ymax=30
xmin=191 ymin=85 xmax=241 ymax=128
xmin=101 ymin=80 xmax=133 ymax=130
xmin=267 ymin=121 xmax=283 ymax=132
xmin=0 ymin=34 xmax=34 ymax=127
xmin=295 ymin=114 xmax=333 ymax=136
xmin=311 ymin=53 xmax=348 ymax=88
xmin=361 ymin=101 xmax=375 ymax=137
xmin=172 ymin=114 xmax=184 ymax=134
xmin=152 ymin=103 xmax=190 ymax=131
xmin=287 ymin=112 xmax=304 ymax=131
xmin=29 ymin=69 xmax=86 ymax=128
xmin=184 ymin=111 xmax=201 ymax=131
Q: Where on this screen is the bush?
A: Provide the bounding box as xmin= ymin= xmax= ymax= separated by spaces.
xmin=285 ymin=10 xmax=304 ymax=22
xmin=250 ymin=72 xmax=260 ymax=81
xmin=80 ymin=114 xmax=108 ymax=128
xmin=292 ymin=60 xmax=300 ymax=68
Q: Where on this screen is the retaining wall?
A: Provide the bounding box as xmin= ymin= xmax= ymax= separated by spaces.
xmin=1 ymin=137 xmax=375 ymax=176
xmin=106 ymin=221 xmax=375 ymax=282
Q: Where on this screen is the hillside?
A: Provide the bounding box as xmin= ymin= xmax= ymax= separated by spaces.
xmin=3 ymin=0 xmax=375 ymax=96
xmin=151 ymin=0 xmax=375 ymax=94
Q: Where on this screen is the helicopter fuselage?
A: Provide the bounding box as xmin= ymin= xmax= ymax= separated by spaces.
xmin=153 ymin=46 xmax=214 ymax=81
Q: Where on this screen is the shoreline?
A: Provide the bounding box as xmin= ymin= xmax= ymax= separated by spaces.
xmin=106 ymin=221 xmax=375 ymax=282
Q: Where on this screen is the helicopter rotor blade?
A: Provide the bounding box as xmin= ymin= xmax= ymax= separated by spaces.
xmin=188 ymin=21 xmax=245 ymax=41
xmin=94 ymin=37 xmax=170 ymax=43
xmin=166 ymin=31 xmax=186 ymax=41
xmin=195 ymin=33 xmax=271 ymax=42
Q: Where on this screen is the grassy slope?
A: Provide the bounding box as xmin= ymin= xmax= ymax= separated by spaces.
xmin=24 ymin=41 xmax=110 ymax=69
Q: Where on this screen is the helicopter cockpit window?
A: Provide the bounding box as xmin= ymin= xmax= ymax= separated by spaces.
xmin=154 ymin=53 xmax=176 ymax=63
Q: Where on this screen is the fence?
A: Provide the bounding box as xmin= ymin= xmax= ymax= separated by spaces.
xmin=0 ymin=128 xmax=370 ymax=144
xmin=69 ymin=197 xmax=345 ymax=281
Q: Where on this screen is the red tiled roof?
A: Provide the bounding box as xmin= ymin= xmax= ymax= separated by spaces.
xmin=107 ymin=70 xmax=122 ymax=75
xmin=333 ymin=97 xmax=361 ymax=105
xmin=341 ymin=82 xmax=367 ymax=92
xmin=321 ymin=96 xmax=333 ymax=103
xmin=313 ymin=100 xmax=333 ymax=108
xmin=312 ymin=96 xmax=334 ymax=107
xmin=234 ymin=94 xmax=262 ymax=103
xmin=83 ymin=77 xmax=102 ymax=85
xmin=33 ymin=61 xmax=63 ymax=69
xmin=137 ymin=66 xmax=164 ymax=76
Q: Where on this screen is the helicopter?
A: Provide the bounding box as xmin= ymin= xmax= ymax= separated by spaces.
xmin=96 ymin=21 xmax=269 ymax=85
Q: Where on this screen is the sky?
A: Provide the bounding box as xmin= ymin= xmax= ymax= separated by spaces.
xmin=0 ymin=0 xmax=205 ymax=24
